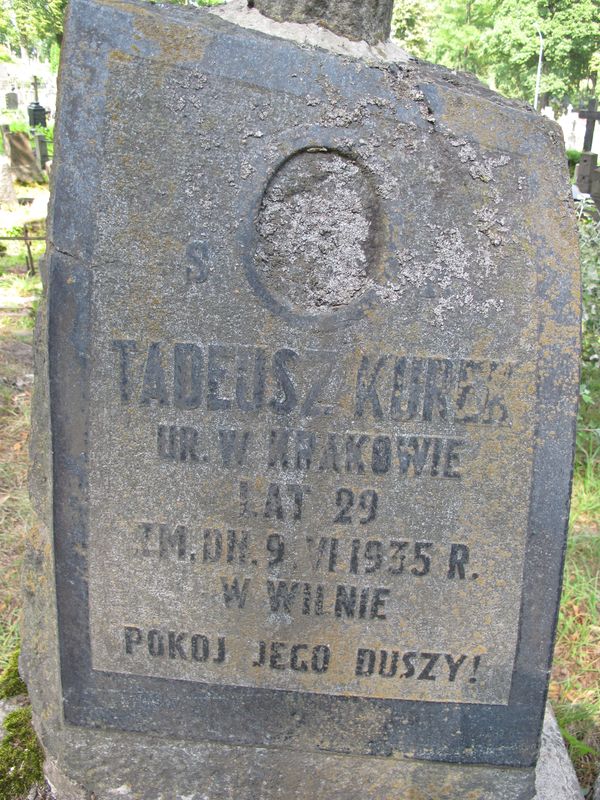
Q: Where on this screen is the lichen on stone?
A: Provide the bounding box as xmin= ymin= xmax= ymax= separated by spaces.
xmin=255 ymin=149 xmax=377 ymax=311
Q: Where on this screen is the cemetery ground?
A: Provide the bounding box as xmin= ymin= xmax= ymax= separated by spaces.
xmin=0 ymin=198 xmax=597 ymax=798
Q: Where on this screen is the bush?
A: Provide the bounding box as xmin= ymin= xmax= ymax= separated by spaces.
xmin=579 ymin=220 xmax=600 ymax=400
xmin=8 ymin=120 xmax=30 ymax=135
xmin=577 ymin=217 xmax=600 ymax=468
xmin=567 ymin=149 xmax=583 ymax=181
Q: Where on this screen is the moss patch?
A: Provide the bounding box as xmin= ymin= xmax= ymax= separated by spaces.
xmin=0 ymin=706 xmax=44 ymax=798
xmin=0 ymin=648 xmax=27 ymax=699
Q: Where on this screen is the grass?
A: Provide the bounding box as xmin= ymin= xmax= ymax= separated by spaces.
xmin=549 ymin=215 xmax=600 ymax=796
xmin=0 ymin=211 xmax=46 ymax=799
xmin=551 ymin=429 xmax=600 ymax=799
xmin=551 ymin=470 xmax=600 ymax=795
xmin=0 ymin=649 xmax=27 ymax=699
xmin=0 ymin=265 xmax=39 ymax=676
xmin=0 ymin=707 xmax=44 ymax=797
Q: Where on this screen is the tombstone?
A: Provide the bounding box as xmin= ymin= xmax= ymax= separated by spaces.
xmin=0 ymin=154 xmax=17 ymax=206
xmin=23 ymin=0 xmax=581 ymax=799
xmin=5 ymin=131 xmax=44 ymax=183
xmin=579 ymin=99 xmax=600 ymax=153
xmin=33 ymin=132 xmax=49 ymax=172
xmin=576 ymin=152 xmax=597 ymax=193
xmin=28 ymin=76 xmax=47 ymax=129
xmin=5 ymin=90 xmax=18 ymax=110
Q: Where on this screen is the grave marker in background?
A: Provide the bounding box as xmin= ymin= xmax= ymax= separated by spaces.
xmin=579 ymin=99 xmax=600 ymax=153
xmin=5 ymin=89 xmax=18 ymax=110
xmin=576 ymin=152 xmax=597 ymax=192
xmin=33 ymin=132 xmax=49 ymax=172
xmin=23 ymin=0 xmax=581 ymax=798
xmin=5 ymin=130 xmax=44 ymax=183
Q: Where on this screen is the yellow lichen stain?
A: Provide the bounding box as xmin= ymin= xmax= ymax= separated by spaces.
xmin=108 ymin=50 xmax=133 ymax=65
xmin=132 ymin=8 xmax=208 ymax=65
xmin=435 ymin=84 xmax=536 ymax=154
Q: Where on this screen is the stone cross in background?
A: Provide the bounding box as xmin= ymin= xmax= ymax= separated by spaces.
xmin=579 ymin=98 xmax=600 ymax=153
xmin=23 ymin=0 xmax=581 ymax=798
xmin=27 ymin=76 xmax=47 ymax=129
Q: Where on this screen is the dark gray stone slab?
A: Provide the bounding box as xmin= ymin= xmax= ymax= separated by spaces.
xmin=5 ymin=90 xmax=18 ymax=110
xmin=23 ymin=0 xmax=581 ymax=797
xmin=251 ymin=0 xmax=394 ymax=44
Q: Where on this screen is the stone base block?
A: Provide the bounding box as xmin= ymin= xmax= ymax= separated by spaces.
xmin=535 ymin=707 xmax=583 ymax=799
xmin=34 ymin=706 xmax=582 ymax=800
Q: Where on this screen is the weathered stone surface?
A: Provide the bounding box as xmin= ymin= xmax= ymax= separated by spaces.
xmin=0 ymin=154 xmax=17 ymax=205
xmin=216 ymin=0 xmax=410 ymax=64
xmin=39 ymin=705 xmax=585 ymax=800
xmin=251 ymin=0 xmax=394 ymax=44
xmin=0 ymin=697 xmax=20 ymax=731
xmin=22 ymin=0 xmax=580 ymax=797
xmin=535 ymin=707 xmax=583 ymax=800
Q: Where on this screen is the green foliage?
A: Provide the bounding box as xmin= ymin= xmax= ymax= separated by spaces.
xmin=33 ymin=123 xmax=54 ymax=142
xmin=566 ymin=149 xmax=582 ymax=180
xmin=391 ymin=0 xmax=432 ymax=57
xmin=567 ymin=149 xmax=582 ymax=166
xmin=393 ymin=0 xmax=599 ymax=105
xmin=553 ymin=527 xmax=600 ymax=791
xmin=10 ymin=0 xmax=67 ymax=50
xmin=0 ymin=707 xmax=44 ymax=798
xmin=8 ymin=120 xmax=29 ymax=135
xmin=0 ymin=613 xmax=19 ymax=676
xmin=49 ymin=41 xmax=61 ymax=73
xmin=429 ymin=0 xmax=497 ymax=75
xmin=0 ymin=0 xmax=22 ymax=53
xmin=0 ymin=649 xmax=27 ymax=700
xmin=485 ymin=0 xmax=599 ymax=105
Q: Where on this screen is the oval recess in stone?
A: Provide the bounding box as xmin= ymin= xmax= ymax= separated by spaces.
xmin=255 ymin=148 xmax=382 ymax=315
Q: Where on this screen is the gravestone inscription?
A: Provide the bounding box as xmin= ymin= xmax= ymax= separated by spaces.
xmin=23 ymin=0 xmax=580 ymax=798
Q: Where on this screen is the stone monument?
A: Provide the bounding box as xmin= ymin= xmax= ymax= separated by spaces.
xmin=5 ymin=130 xmax=45 ymax=183
xmin=23 ymin=0 xmax=581 ymax=798
xmin=5 ymin=89 xmax=18 ymax=110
